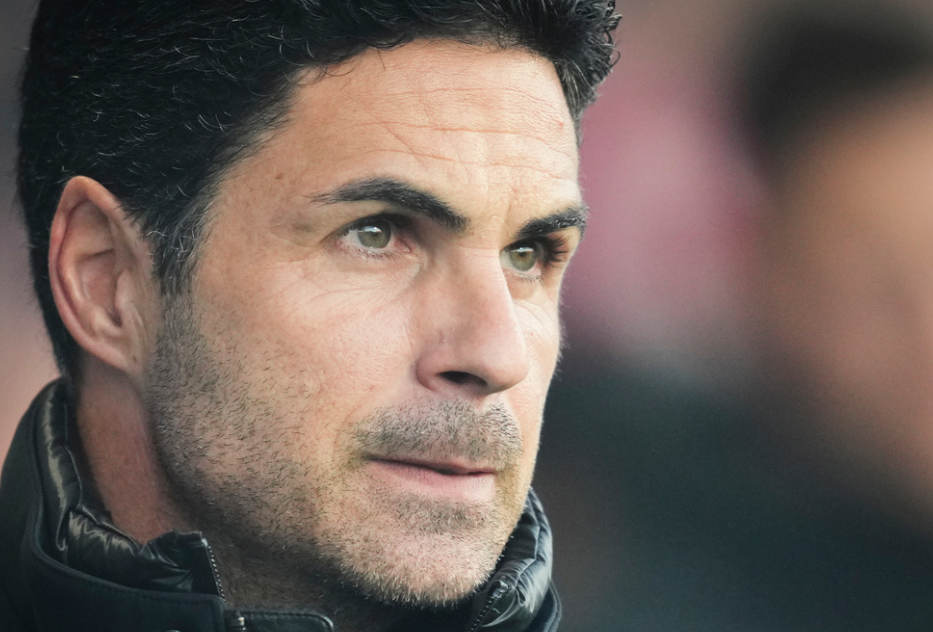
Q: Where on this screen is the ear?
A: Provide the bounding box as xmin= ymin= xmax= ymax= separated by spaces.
xmin=49 ymin=176 xmax=159 ymax=377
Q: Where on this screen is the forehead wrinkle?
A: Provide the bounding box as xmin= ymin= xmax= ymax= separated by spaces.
xmin=368 ymin=87 xmax=574 ymax=149
xmin=352 ymin=148 xmax=576 ymax=181
xmin=342 ymin=120 xmax=562 ymax=141
xmin=374 ymin=86 xmax=568 ymax=122
xmin=346 ymin=120 xmax=578 ymax=166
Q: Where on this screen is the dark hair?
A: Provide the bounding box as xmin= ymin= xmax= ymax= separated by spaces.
xmin=739 ymin=6 xmax=933 ymax=171
xmin=18 ymin=0 xmax=620 ymax=378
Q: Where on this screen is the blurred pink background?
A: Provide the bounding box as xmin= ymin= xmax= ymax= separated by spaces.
xmin=1 ymin=0 xmax=59 ymax=463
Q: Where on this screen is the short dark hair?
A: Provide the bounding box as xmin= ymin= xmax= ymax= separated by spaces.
xmin=739 ymin=6 xmax=933 ymax=172
xmin=18 ymin=0 xmax=620 ymax=378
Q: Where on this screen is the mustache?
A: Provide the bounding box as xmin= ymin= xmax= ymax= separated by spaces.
xmin=353 ymin=400 xmax=524 ymax=471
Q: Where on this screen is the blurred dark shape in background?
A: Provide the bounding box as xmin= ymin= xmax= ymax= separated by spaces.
xmin=539 ymin=1 xmax=933 ymax=630
xmin=745 ymin=4 xmax=933 ymax=533
xmin=7 ymin=0 xmax=933 ymax=630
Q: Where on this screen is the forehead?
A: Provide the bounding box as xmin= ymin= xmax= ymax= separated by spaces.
xmin=223 ymin=40 xmax=581 ymax=226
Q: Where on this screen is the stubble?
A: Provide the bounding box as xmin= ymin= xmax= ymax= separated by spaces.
xmin=144 ymin=294 xmax=529 ymax=612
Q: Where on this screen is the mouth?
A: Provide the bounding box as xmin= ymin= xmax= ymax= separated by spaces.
xmin=372 ymin=456 xmax=495 ymax=476
xmin=364 ymin=455 xmax=498 ymax=500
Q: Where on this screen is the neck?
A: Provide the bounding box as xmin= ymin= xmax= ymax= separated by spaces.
xmin=75 ymin=357 xmax=188 ymax=542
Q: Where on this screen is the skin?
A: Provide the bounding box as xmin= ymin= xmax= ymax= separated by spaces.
xmin=754 ymin=79 xmax=933 ymax=530
xmin=48 ymin=41 xmax=582 ymax=630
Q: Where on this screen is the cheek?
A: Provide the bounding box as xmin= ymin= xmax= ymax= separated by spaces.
xmin=511 ymin=385 xmax=545 ymax=477
xmin=519 ymin=300 xmax=562 ymax=379
xmin=196 ymin=262 xmax=417 ymax=415
xmin=512 ymin=303 xmax=560 ymax=459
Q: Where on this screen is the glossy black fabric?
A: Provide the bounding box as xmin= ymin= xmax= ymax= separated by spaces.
xmin=0 ymin=381 xmax=561 ymax=631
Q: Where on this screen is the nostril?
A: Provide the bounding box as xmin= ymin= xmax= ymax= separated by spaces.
xmin=440 ymin=370 xmax=486 ymax=387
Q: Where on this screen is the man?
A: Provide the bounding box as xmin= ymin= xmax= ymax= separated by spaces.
xmin=0 ymin=2 xmax=618 ymax=631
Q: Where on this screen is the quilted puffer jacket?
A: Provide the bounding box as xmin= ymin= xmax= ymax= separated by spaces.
xmin=0 ymin=382 xmax=561 ymax=632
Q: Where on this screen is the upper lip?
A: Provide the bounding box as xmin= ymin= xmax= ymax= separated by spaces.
xmin=369 ymin=455 xmax=496 ymax=476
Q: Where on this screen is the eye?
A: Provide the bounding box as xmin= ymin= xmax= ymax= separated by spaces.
xmin=501 ymin=241 xmax=543 ymax=274
xmin=343 ymin=217 xmax=395 ymax=250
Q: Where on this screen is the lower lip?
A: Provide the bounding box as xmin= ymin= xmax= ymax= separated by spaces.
xmin=366 ymin=459 xmax=496 ymax=501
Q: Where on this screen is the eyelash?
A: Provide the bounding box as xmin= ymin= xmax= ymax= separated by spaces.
xmin=508 ymin=234 xmax=572 ymax=282
xmin=536 ymin=234 xmax=571 ymax=267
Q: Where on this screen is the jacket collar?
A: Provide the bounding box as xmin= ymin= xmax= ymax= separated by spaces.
xmin=0 ymin=381 xmax=560 ymax=631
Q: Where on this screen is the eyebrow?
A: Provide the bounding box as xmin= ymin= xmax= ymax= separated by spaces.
xmin=310 ymin=176 xmax=468 ymax=233
xmin=516 ymin=204 xmax=588 ymax=241
xmin=311 ymin=175 xmax=587 ymax=240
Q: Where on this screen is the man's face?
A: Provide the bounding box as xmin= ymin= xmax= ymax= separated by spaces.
xmin=145 ymin=41 xmax=581 ymax=606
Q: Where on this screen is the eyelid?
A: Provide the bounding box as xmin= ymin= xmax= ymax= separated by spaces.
xmin=336 ymin=211 xmax=416 ymax=259
xmin=502 ymin=233 xmax=572 ymax=282
xmin=343 ymin=210 xmax=413 ymax=231
xmin=521 ymin=233 xmax=571 ymax=264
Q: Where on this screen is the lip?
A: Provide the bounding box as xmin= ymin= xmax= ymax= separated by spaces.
xmin=372 ymin=456 xmax=496 ymax=476
xmin=365 ymin=456 xmax=497 ymax=501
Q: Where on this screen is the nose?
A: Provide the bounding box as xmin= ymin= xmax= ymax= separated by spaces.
xmin=414 ymin=253 xmax=531 ymax=399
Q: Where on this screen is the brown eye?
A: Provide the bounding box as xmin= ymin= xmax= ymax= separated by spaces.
xmin=351 ymin=219 xmax=392 ymax=249
xmin=501 ymin=243 xmax=540 ymax=273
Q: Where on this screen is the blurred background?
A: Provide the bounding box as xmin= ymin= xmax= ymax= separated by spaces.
xmin=1 ymin=0 xmax=58 ymax=464
xmin=7 ymin=0 xmax=933 ymax=630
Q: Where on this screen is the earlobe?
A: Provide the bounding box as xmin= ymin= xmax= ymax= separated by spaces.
xmin=49 ymin=176 xmax=157 ymax=376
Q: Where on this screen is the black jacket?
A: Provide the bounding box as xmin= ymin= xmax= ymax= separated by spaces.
xmin=0 ymin=382 xmax=561 ymax=632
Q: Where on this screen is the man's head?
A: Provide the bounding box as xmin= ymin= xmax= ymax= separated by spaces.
xmin=18 ymin=0 xmax=617 ymax=622
xmin=20 ymin=0 xmax=617 ymax=380
xmin=741 ymin=8 xmax=933 ymax=526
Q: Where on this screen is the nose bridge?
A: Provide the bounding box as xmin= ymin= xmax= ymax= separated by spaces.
xmin=417 ymin=248 xmax=530 ymax=395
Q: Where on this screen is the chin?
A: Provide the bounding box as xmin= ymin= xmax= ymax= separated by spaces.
xmin=310 ymin=491 xmax=519 ymax=608
xmin=338 ymin=536 xmax=498 ymax=607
